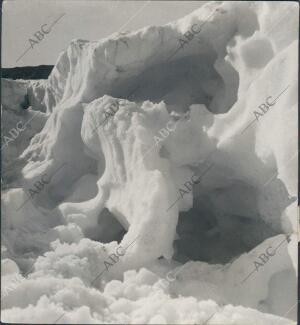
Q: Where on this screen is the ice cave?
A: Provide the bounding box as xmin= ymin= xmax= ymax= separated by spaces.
xmin=1 ymin=1 xmax=298 ymax=324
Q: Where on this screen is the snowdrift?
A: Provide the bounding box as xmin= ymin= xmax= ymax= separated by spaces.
xmin=1 ymin=1 xmax=298 ymax=324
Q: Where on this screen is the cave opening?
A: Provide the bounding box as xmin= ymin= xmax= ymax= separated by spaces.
xmin=173 ymin=179 xmax=283 ymax=265
xmin=85 ymin=208 xmax=127 ymax=244
xmin=111 ymin=45 xmax=239 ymax=115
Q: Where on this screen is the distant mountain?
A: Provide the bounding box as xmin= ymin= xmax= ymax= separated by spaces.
xmin=1 ymin=65 xmax=54 ymax=80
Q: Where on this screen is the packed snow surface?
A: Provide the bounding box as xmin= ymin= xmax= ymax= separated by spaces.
xmin=1 ymin=1 xmax=298 ymax=324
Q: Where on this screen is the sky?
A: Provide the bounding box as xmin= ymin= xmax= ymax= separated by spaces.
xmin=2 ymin=0 xmax=206 ymax=68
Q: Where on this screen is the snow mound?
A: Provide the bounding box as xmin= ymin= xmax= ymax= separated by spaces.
xmin=1 ymin=1 xmax=298 ymax=323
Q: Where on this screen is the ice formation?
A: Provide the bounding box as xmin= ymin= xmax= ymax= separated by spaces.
xmin=1 ymin=1 xmax=298 ymax=324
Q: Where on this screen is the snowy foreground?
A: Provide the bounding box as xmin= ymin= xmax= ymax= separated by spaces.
xmin=1 ymin=1 xmax=298 ymax=324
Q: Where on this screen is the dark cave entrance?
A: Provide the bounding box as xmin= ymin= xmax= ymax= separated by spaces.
xmin=173 ymin=179 xmax=288 ymax=264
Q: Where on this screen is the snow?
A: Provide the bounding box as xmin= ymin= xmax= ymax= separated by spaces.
xmin=1 ymin=1 xmax=298 ymax=324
